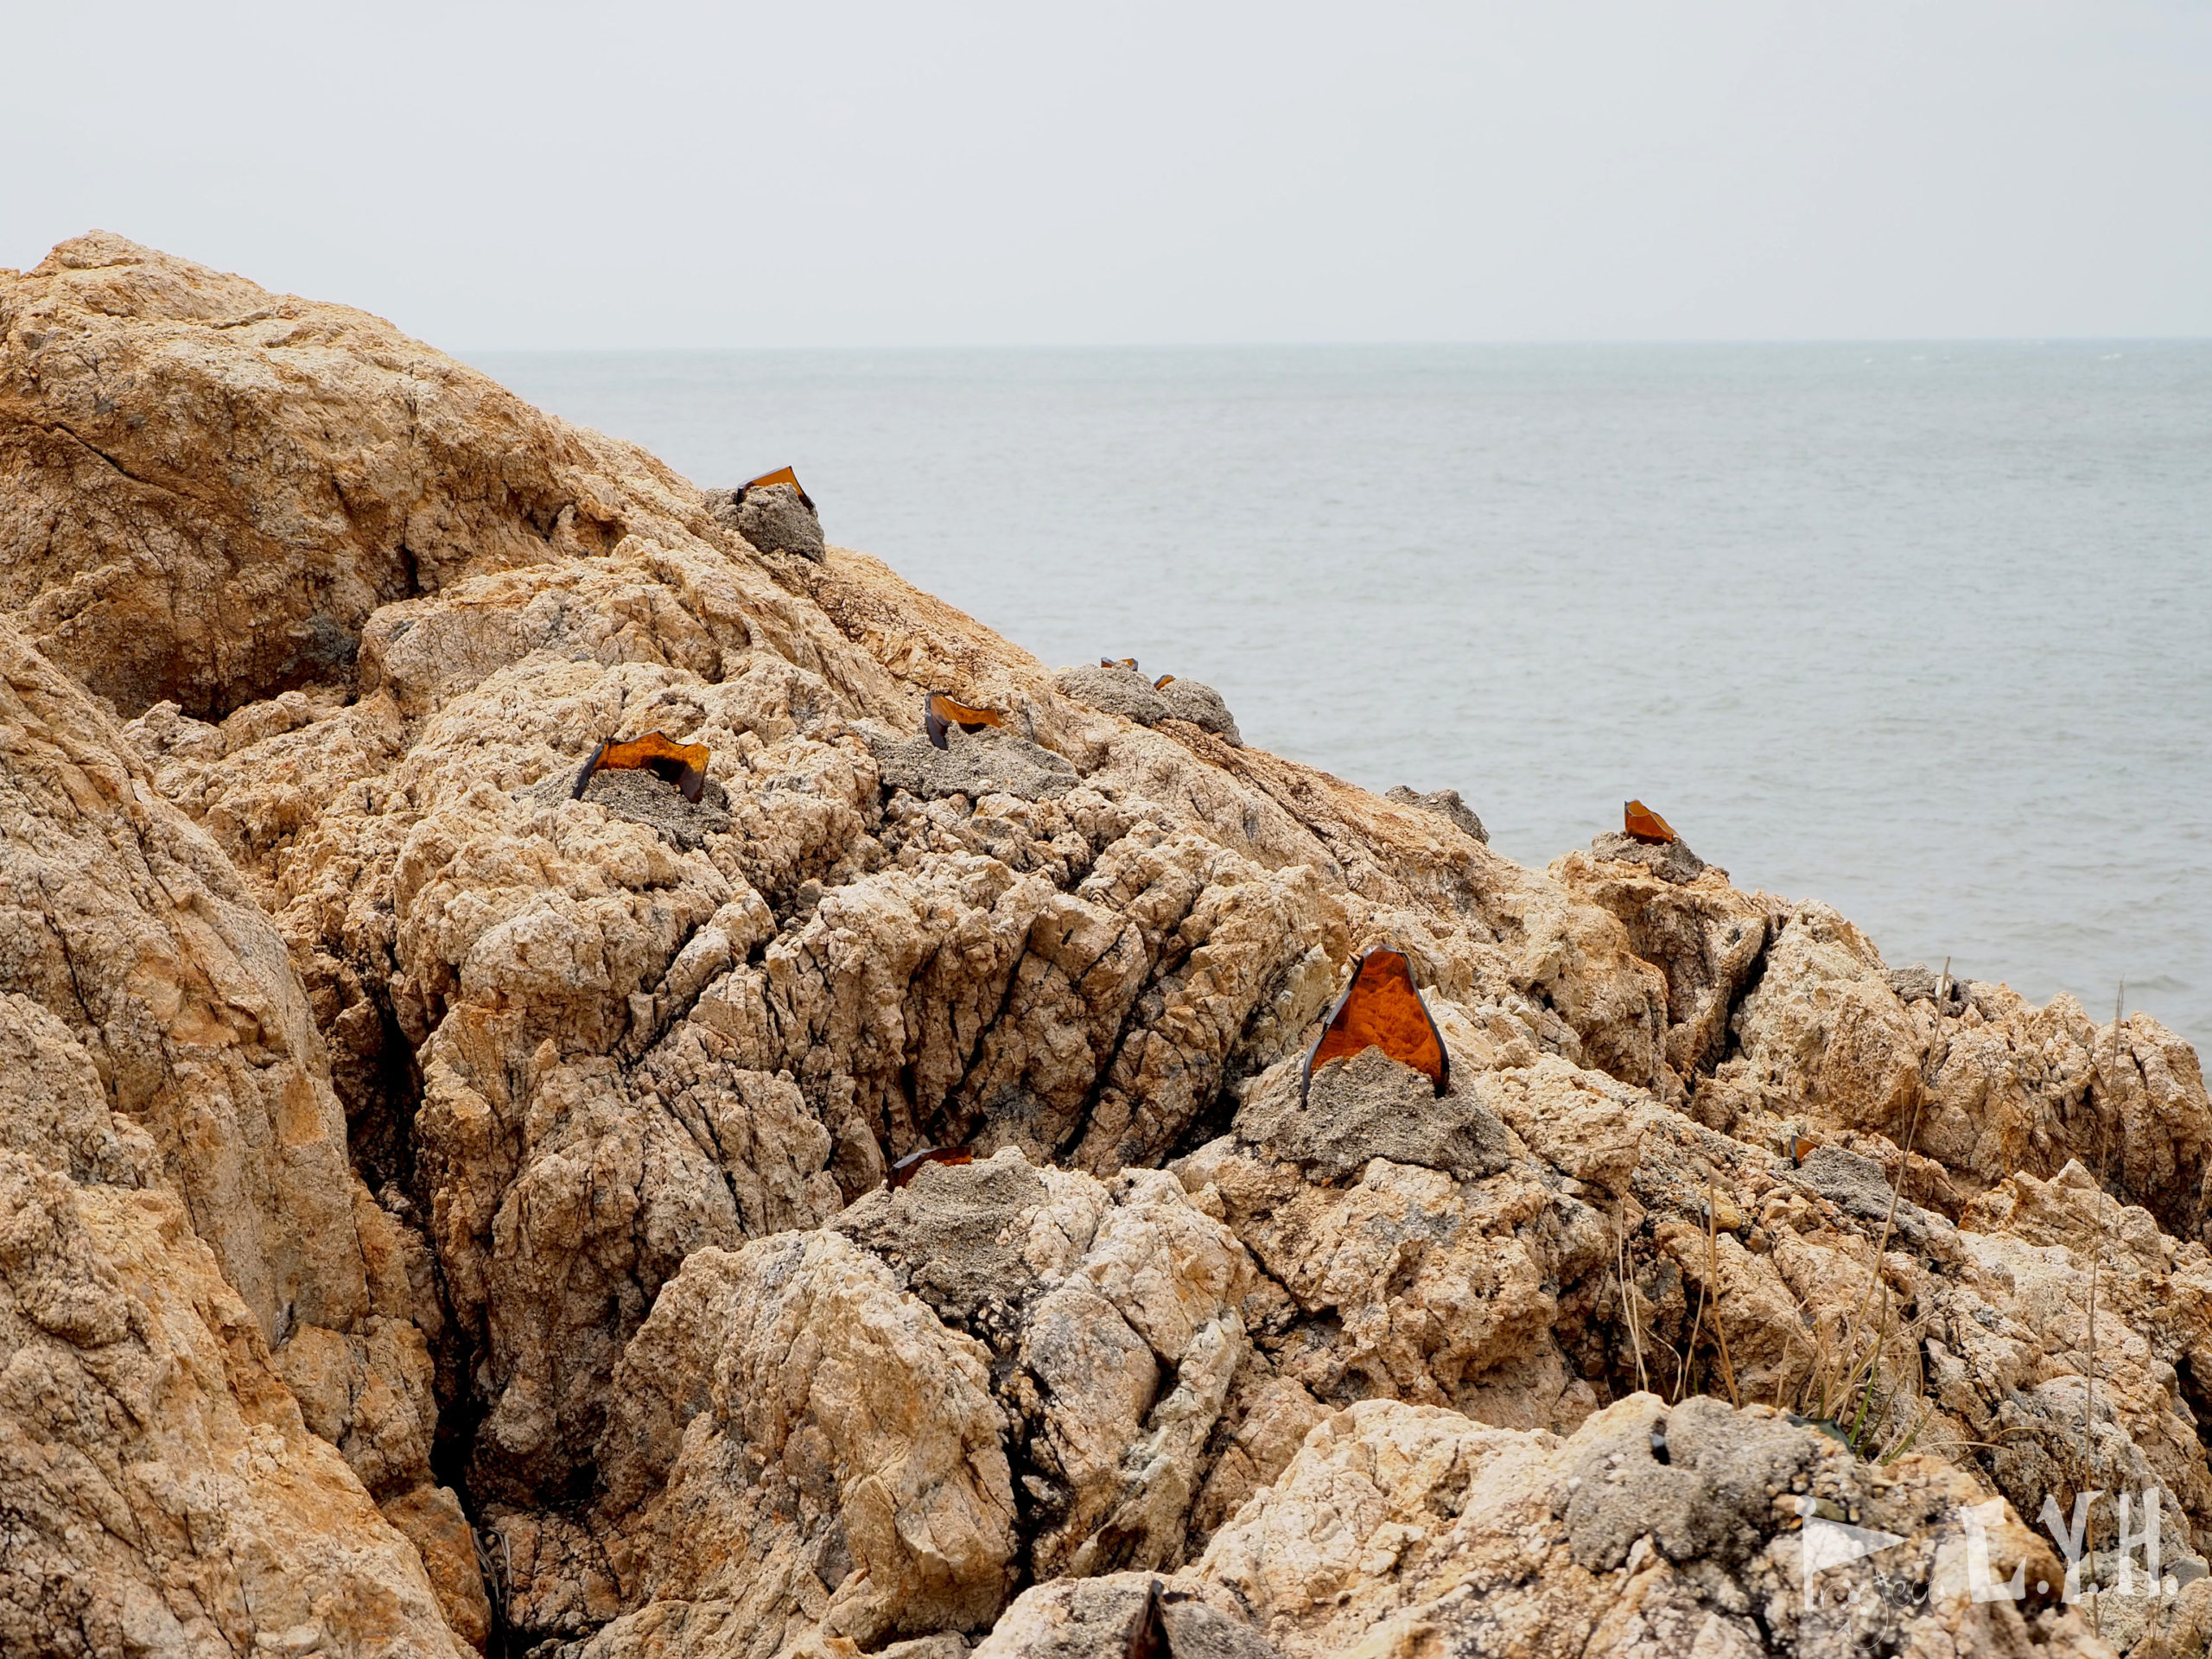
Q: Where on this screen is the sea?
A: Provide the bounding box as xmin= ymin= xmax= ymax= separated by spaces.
xmin=470 ymin=344 xmax=2212 ymax=1060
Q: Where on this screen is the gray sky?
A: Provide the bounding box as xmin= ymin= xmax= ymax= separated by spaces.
xmin=10 ymin=1 xmax=2209 ymax=347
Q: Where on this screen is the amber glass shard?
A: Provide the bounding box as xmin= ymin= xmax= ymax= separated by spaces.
xmin=738 ymin=464 xmax=816 ymax=513
xmin=1623 ymin=799 xmax=1678 ymax=844
xmin=888 ymin=1145 xmax=974 ymax=1188
xmin=574 ymin=731 xmax=710 ymax=804
xmin=924 ymin=691 xmax=1005 ymax=750
xmin=1153 ymin=675 xmax=1176 ymax=690
xmin=1125 ymin=1580 xmax=1171 ymax=1659
xmin=1102 ymin=657 xmax=1139 ymax=671
xmin=1300 ymin=948 xmax=1449 ymax=1103
xmin=570 ymin=741 xmax=609 ymax=799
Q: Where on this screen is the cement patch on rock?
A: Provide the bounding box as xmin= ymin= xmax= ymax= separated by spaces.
xmin=1154 ymin=678 xmax=1241 ymax=745
xmin=1385 ymin=785 xmax=1487 ymax=843
xmin=705 ymin=481 xmax=825 ymax=562
xmin=530 ymin=764 xmax=733 ymax=849
xmin=1055 ymin=664 xmax=1243 ymax=746
xmin=865 ymin=723 xmax=1079 ymax=803
xmin=834 ymin=1151 xmax=1051 ymax=1332
xmin=1054 ymin=664 xmax=1171 ymax=724
xmin=1591 ymin=829 xmax=1711 ymax=884
xmin=1232 ymin=1046 xmax=1516 ymax=1184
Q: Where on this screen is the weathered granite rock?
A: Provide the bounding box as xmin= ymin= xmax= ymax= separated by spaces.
xmin=0 ymin=617 xmax=471 ymax=1653
xmin=545 ymin=1154 xmax=1253 ymax=1650
xmin=9 ymin=233 xmax=2212 ymax=1658
xmin=1185 ymin=1395 xmax=2110 ymax=1659
xmin=1552 ymin=844 xmax=1783 ymax=1090
xmin=0 ymin=233 xmax=632 ymax=720
xmin=971 ymin=1575 xmax=1281 ymax=1657
xmin=1698 ymin=899 xmax=2212 ymax=1241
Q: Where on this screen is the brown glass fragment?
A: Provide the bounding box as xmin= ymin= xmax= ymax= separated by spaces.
xmin=1102 ymin=657 xmax=1139 ymax=671
xmin=888 ymin=1145 xmax=974 ymax=1188
xmin=1153 ymin=674 xmax=1176 ymax=690
xmin=1623 ymin=799 xmax=1678 ymax=844
xmin=1300 ymin=948 xmax=1449 ymax=1104
xmin=1125 ymin=1579 xmax=1172 ymax=1659
xmin=572 ymin=732 xmax=710 ymax=804
xmin=737 ymin=464 xmax=816 ymax=514
xmin=924 ymin=690 xmax=1005 ymax=750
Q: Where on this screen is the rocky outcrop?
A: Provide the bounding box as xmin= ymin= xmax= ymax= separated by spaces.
xmin=0 ymin=615 xmax=469 ymax=1654
xmin=6 ymin=233 xmax=2211 ymax=1657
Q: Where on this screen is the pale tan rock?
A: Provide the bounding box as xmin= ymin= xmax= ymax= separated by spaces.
xmin=970 ymin=1573 xmax=1279 ymax=1657
xmin=0 ymin=235 xmax=594 ymax=717
xmin=1189 ymin=1395 xmax=2109 ymax=1659
xmin=1698 ymin=899 xmax=2212 ymax=1241
xmin=1173 ymin=1049 xmax=1628 ymax=1440
xmin=0 ymin=615 xmax=471 ymax=1652
xmin=381 ymin=1484 xmax=495 ymax=1653
xmin=566 ymin=1154 xmax=1255 ymax=1652
xmin=0 ymin=618 xmax=371 ymax=1341
xmin=0 ymin=1156 xmax=472 ymax=1657
xmin=585 ymin=1229 xmax=1019 ymax=1651
xmin=1551 ymin=847 xmax=1785 ymax=1090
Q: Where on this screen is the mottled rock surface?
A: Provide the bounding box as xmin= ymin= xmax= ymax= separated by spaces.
xmin=1384 ymin=784 xmax=1486 ymax=843
xmin=1055 ymin=663 xmax=1243 ymax=746
xmin=5 ymin=234 xmax=2209 ymax=1656
xmin=706 ymin=480 xmax=827 ymax=562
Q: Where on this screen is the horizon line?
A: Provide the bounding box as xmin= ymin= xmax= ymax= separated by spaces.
xmin=460 ymin=334 xmax=2212 ymax=356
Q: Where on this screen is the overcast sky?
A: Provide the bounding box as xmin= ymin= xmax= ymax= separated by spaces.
xmin=9 ymin=1 xmax=2209 ymax=347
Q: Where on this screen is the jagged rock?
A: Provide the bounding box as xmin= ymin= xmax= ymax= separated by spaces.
xmin=587 ymin=1229 xmax=1019 ymax=1649
xmin=1185 ymin=1394 xmax=2110 ymax=1658
xmin=1701 ymin=900 xmax=2212 ymax=1242
xmin=1384 ymin=785 xmax=1486 ymax=843
xmin=381 ymin=1484 xmax=496 ymax=1653
xmin=0 ymin=232 xmax=632 ymax=719
xmin=1552 ymin=845 xmax=1783 ymax=1093
xmin=971 ymin=1575 xmax=1281 ymax=1657
xmin=0 ymin=618 xmax=469 ymax=1652
xmin=564 ymin=1154 xmax=1251 ymax=1649
xmin=1175 ymin=1053 xmax=1623 ymax=1442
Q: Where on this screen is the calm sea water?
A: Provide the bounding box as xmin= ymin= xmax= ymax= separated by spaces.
xmin=471 ymin=345 xmax=2212 ymax=1058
